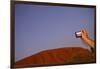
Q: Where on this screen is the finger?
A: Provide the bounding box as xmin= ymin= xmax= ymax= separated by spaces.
xmin=80 ymin=28 xmax=84 ymax=34
xmin=81 ymin=28 xmax=87 ymax=34
xmin=83 ymin=28 xmax=87 ymax=34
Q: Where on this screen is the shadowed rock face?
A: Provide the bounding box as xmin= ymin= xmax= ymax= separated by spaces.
xmin=14 ymin=47 xmax=96 ymax=68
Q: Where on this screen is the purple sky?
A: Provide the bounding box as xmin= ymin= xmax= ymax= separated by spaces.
xmin=15 ymin=3 xmax=95 ymax=61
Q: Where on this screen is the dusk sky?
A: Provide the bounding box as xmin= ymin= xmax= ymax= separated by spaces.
xmin=15 ymin=3 xmax=95 ymax=61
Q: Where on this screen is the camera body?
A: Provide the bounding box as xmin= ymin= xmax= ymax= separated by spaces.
xmin=75 ymin=31 xmax=82 ymax=38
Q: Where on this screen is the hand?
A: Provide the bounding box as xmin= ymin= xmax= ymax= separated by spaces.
xmin=80 ymin=28 xmax=94 ymax=48
xmin=80 ymin=28 xmax=89 ymax=40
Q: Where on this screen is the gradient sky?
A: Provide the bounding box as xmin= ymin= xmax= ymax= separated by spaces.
xmin=15 ymin=3 xmax=95 ymax=61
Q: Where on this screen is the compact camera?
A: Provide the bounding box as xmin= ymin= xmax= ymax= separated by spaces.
xmin=75 ymin=31 xmax=82 ymax=38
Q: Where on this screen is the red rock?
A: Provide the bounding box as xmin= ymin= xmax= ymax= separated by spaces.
xmin=14 ymin=47 xmax=96 ymax=68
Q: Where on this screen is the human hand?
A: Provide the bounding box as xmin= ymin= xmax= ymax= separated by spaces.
xmin=80 ymin=28 xmax=89 ymax=40
xmin=80 ymin=28 xmax=94 ymax=48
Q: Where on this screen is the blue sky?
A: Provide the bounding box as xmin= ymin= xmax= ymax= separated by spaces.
xmin=15 ymin=4 xmax=95 ymax=61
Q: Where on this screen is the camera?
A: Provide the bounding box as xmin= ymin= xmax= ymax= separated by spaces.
xmin=75 ymin=31 xmax=82 ymax=38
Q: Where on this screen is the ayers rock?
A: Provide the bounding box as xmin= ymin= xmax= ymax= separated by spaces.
xmin=14 ymin=47 xmax=96 ymax=68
